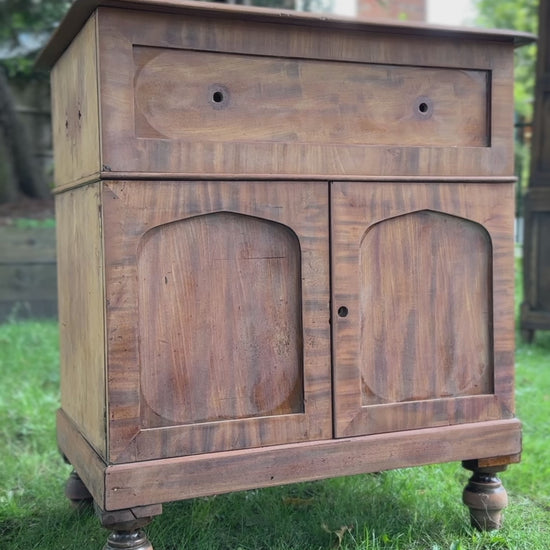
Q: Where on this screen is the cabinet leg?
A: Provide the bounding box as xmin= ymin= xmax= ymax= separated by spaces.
xmin=65 ymin=470 xmax=93 ymax=507
xmin=96 ymin=503 xmax=162 ymax=550
xmin=103 ymin=530 xmax=152 ymax=550
xmin=462 ymin=460 xmax=508 ymax=530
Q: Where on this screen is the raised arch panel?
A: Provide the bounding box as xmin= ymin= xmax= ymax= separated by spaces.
xmin=359 ymin=209 xmax=493 ymax=406
xmin=138 ymin=211 xmax=304 ymax=427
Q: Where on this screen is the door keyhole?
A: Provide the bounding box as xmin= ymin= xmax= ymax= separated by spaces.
xmin=337 ymin=306 xmax=349 ymax=318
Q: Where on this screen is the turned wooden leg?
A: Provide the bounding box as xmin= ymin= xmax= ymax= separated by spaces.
xmin=462 ymin=460 xmax=508 ymax=530
xmin=96 ymin=503 xmax=162 ymax=550
xmin=65 ymin=470 xmax=93 ymax=508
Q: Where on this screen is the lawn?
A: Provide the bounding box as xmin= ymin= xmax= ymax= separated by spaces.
xmin=1 ymin=299 xmax=549 ymax=549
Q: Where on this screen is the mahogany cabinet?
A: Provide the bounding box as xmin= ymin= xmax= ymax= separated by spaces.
xmin=37 ymin=1 xmax=533 ymax=547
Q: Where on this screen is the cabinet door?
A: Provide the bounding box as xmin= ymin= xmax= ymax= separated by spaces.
xmin=332 ymin=182 xmax=515 ymax=437
xmin=103 ymin=180 xmax=331 ymax=463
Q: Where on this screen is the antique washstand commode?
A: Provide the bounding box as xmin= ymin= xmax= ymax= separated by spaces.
xmin=37 ymin=1 xmax=534 ymax=547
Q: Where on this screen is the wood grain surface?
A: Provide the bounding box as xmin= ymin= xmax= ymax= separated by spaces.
xmin=133 ymin=47 xmax=489 ymax=147
xmin=90 ymin=7 xmax=515 ymax=181
xmin=36 ymin=0 xmax=535 ymax=70
xmin=56 ymin=183 xmax=107 ymax=458
xmin=47 ymin=0 xmax=525 ymax=517
xmin=50 ymin=14 xmax=100 ymax=187
xmin=139 ymin=211 xmax=304 ymax=426
xmin=101 ymin=418 xmax=522 ymax=510
xmin=102 ymin=180 xmax=331 ymax=463
xmin=331 ymin=182 xmax=516 ymax=437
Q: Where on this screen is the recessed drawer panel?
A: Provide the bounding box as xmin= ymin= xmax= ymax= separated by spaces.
xmin=134 ymin=47 xmax=489 ymax=148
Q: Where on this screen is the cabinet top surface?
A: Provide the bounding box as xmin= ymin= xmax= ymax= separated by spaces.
xmin=37 ymin=0 xmax=534 ymax=69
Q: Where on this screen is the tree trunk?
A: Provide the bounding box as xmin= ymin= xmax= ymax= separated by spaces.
xmin=0 ymin=68 xmax=50 ymax=201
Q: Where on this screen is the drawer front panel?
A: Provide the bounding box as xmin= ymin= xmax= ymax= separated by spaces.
xmin=134 ymin=46 xmax=489 ymax=148
xmin=95 ymin=8 xmax=515 ymax=180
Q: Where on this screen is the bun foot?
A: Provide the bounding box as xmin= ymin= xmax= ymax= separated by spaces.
xmin=65 ymin=470 xmax=93 ymax=508
xmin=96 ymin=503 xmax=162 ymax=550
xmin=103 ymin=530 xmax=153 ymax=550
xmin=462 ymin=468 xmax=508 ymax=530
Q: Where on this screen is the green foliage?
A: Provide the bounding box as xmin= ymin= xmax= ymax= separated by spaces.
xmin=0 ymin=0 xmax=70 ymax=78
xmin=0 ymin=0 xmax=69 ymax=44
xmin=475 ymin=0 xmax=538 ymax=119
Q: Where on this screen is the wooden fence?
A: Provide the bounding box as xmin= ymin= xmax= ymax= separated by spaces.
xmin=0 ymin=225 xmax=57 ymax=321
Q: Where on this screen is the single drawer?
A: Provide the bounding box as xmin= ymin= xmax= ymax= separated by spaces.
xmin=134 ymin=47 xmax=489 ymax=149
xmin=51 ymin=7 xmax=515 ymax=185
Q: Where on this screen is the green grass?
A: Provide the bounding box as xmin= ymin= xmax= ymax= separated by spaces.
xmin=11 ymin=218 xmax=56 ymax=229
xmin=1 ymin=295 xmax=550 ymax=548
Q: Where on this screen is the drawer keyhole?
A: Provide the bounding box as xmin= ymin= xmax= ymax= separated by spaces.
xmin=212 ymin=91 xmax=224 ymax=103
xmin=337 ymin=306 xmax=349 ymax=318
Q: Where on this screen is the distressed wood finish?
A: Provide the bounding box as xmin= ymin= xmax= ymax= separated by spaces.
xmin=55 ymin=184 xmax=107 ymax=458
xmin=133 ymin=47 xmax=490 ymax=148
xmin=42 ymin=4 xmax=521 ymax=186
xmin=94 ymin=6 xmax=512 ymax=179
xmin=42 ymin=0 xmax=531 ymax=542
xmin=57 ymin=409 xmax=107 ymax=507
xmin=50 ymin=13 xmax=100 ymax=187
xmin=332 ymin=182 xmax=516 ymax=437
xmin=102 ymin=180 xmax=331 ymax=462
xmin=56 ymin=405 xmax=521 ymax=511
xmin=105 ymin=418 xmax=517 ymax=509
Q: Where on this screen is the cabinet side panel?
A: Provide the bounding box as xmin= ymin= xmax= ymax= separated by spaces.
xmin=51 ymin=13 xmax=101 ymax=188
xmin=56 ymin=183 xmax=106 ymax=458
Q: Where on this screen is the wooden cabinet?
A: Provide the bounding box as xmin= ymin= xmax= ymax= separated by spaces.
xmin=38 ymin=1 xmax=533 ymax=547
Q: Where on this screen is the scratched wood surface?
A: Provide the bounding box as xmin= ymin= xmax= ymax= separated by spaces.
xmin=54 ymin=403 xmax=521 ymax=510
xmin=139 ymin=212 xmax=304 ymax=426
xmin=103 ymin=419 xmax=522 ymax=510
xmin=85 ymin=6 xmax=514 ymax=182
xmin=331 ymin=182 xmax=516 ymax=437
xmin=45 ymin=0 xmax=528 ymax=517
xmin=50 ymin=13 xmax=101 ymax=187
xmin=133 ymin=47 xmax=489 ymax=148
xmin=102 ymin=180 xmax=332 ymax=463
xmin=55 ymin=183 xmax=107 ymax=458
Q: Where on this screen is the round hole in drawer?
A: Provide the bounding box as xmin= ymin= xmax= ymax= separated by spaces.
xmin=209 ymin=84 xmax=230 ymax=109
xmin=415 ymin=96 xmax=433 ymax=118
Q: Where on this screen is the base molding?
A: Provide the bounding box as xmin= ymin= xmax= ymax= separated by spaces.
xmin=57 ymin=409 xmax=521 ymax=511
